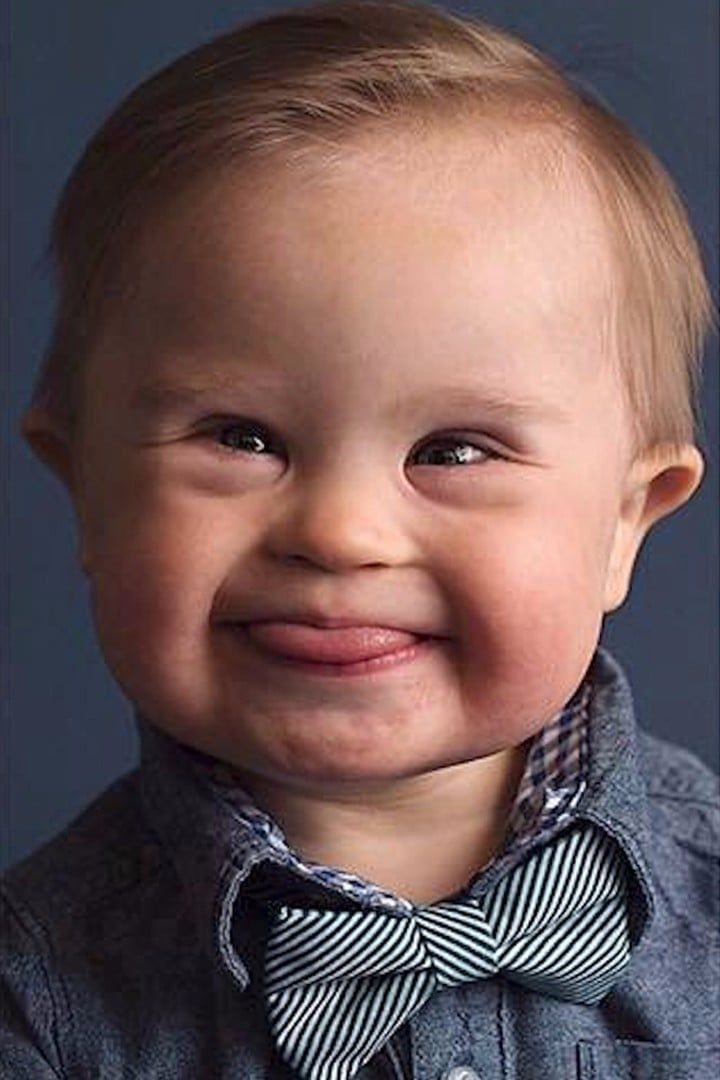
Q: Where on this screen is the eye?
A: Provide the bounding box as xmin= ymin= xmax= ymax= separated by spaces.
xmin=411 ymin=436 xmax=504 ymax=467
xmin=200 ymin=419 xmax=281 ymax=457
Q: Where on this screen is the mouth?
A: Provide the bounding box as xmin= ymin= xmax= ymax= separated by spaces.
xmin=231 ymin=622 xmax=443 ymax=678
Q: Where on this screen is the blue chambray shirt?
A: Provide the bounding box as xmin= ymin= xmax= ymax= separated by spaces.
xmin=2 ymin=646 xmax=719 ymax=1079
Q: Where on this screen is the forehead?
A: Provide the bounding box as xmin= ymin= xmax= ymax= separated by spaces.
xmin=89 ymin=123 xmax=618 ymax=408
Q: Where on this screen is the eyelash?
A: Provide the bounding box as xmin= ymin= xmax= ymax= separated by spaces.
xmin=197 ymin=419 xmax=506 ymax=467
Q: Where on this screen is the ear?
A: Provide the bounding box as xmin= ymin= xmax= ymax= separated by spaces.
xmin=603 ymin=443 xmax=705 ymax=612
xmin=20 ymin=406 xmax=79 ymax=493
xmin=20 ymin=406 xmax=91 ymax=575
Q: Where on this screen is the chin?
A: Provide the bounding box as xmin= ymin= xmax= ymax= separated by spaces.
xmin=262 ymin=744 xmax=473 ymax=788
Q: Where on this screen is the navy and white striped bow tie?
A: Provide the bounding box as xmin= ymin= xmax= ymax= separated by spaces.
xmin=263 ymin=821 xmax=632 ymax=1080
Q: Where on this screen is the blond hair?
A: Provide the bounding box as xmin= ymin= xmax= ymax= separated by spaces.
xmin=30 ymin=0 xmax=715 ymax=455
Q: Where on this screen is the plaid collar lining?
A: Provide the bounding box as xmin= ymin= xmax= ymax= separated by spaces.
xmin=504 ymin=680 xmax=590 ymax=851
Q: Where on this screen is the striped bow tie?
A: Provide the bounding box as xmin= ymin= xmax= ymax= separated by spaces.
xmin=263 ymin=821 xmax=632 ymax=1080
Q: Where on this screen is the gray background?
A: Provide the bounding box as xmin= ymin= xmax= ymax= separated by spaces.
xmin=3 ymin=0 xmax=718 ymax=873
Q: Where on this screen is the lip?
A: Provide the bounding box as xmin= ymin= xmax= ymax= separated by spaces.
xmin=237 ymin=614 xmax=425 ymax=631
xmin=244 ymin=622 xmax=423 ymax=663
xmin=233 ymin=623 xmax=442 ymax=678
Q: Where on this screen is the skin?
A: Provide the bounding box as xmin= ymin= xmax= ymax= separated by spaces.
xmin=22 ymin=125 xmax=704 ymax=903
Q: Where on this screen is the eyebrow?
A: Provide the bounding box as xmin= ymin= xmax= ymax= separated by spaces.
xmin=393 ymin=387 xmax=570 ymax=424
xmin=129 ymin=377 xmax=280 ymax=417
xmin=129 ymin=379 xmax=570 ymax=425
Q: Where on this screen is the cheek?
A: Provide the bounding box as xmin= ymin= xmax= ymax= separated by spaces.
xmin=442 ymin=502 xmax=611 ymax=725
xmin=450 ymin=500 xmax=609 ymax=621
xmin=82 ymin=490 xmax=228 ymax=687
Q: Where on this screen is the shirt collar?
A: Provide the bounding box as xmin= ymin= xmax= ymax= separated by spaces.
xmin=134 ymin=645 xmax=655 ymax=990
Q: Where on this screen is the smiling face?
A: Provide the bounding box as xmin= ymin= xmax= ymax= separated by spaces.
xmin=30 ymin=125 xmax=697 ymax=796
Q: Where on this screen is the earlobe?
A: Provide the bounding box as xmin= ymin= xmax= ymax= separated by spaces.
xmin=21 ymin=406 xmax=93 ymax=577
xmin=20 ymin=407 xmax=77 ymax=493
xmin=603 ymin=443 xmax=705 ymax=613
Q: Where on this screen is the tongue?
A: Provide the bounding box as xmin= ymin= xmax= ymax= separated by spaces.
xmin=245 ymin=622 xmax=420 ymax=663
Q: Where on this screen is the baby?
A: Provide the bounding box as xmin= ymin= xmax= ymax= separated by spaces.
xmin=3 ymin=2 xmax=718 ymax=1078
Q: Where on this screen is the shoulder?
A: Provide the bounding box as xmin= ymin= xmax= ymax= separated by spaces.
xmin=636 ymin=727 xmax=719 ymax=856
xmin=0 ymin=770 xmax=169 ymax=970
xmin=637 ymin=728 xmax=719 ymax=803
xmin=632 ymin=729 xmax=719 ymax=948
xmin=1 ymin=770 xmax=165 ymax=915
xmin=0 ymin=771 xmax=174 ymax=1071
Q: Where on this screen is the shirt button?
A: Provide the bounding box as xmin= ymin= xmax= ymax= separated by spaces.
xmin=443 ymin=1069 xmax=481 ymax=1080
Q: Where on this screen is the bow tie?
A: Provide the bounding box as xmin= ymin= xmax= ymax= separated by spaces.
xmin=262 ymin=821 xmax=632 ymax=1080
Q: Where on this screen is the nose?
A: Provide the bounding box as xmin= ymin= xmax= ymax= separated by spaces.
xmin=262 ymin=463 xmax=412 ymax=572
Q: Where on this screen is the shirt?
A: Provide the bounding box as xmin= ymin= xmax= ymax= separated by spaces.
xmin=2 ymin=645 xmax=719 ymax=1079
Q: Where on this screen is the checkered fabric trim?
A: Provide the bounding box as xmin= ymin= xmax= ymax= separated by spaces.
xmin=504 ymin=680 xmax=590 ymax=852
xmin=188 ymin=678 xmax=591 ymax=914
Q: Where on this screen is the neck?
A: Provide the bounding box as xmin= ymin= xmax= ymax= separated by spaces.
xmin=236 ymin=744 xmax=530 ymax=904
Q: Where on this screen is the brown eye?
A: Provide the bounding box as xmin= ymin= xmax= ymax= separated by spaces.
xmin=412 ymin=438 xmax=503 ymax=467
xmin=201 ymin=420 xmax=281 ymax=457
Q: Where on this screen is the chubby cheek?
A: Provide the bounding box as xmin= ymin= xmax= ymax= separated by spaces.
xmin=82 ymin=492 xmax=228 ymax=723
xmin=446 ymin=506 xmax=610 ymax=744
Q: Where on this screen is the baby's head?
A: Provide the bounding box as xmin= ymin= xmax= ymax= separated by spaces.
xmin=21 ymin=1 xmax=714 ymax=800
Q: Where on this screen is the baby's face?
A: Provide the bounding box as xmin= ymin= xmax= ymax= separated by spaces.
xmin=53 ymin=128 xmax=663 ymax=788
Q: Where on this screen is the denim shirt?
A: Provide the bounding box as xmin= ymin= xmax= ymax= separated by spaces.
xmin=2 ymin=646 xmax=719 ymax=1079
